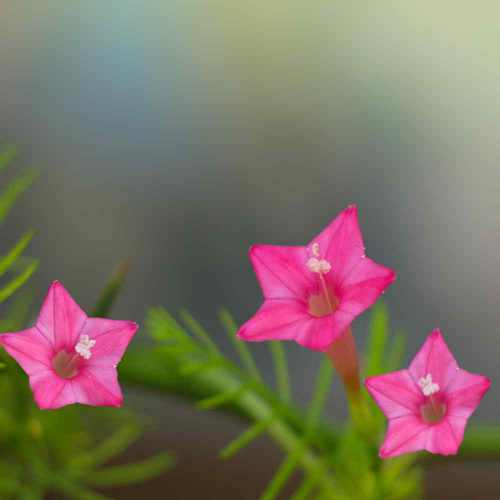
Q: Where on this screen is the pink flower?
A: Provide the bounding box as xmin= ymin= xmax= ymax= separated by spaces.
xmin=237 ymin=205 xmax=396 ymax=351
xmin=0 ymin=281 xmax=138 ymax=409
xmin=365 ymin=330 xmax=491 ymax=458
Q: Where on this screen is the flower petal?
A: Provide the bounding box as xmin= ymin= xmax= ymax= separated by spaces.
xmin=408 ymin=330 xmax=459 ymax=391
xmin=310 ymin=205 xmax=365 ymax=283
xmin=37 ymin=281 xmax=87 ymax=351
xmin=365 ymin=370 xmax=423 ymax=419
xmin=79 ymin=318 xmax=139 ymax=367
xmin=72 ymin=367 xmax=123 ymax=407
xmin=30 ymin=370 xmax=76 ymax=409
xmin=294 ymin=315 xmax=335 ymax=351
xmin=379 ymin=415 xmax=429 ymax=458
xmin=249 ymin=245 xmax=313 ymax=300
xmin=327 ymin=309 xmax=355 ymax=347
xmin=337 ymin=257 xmax=396 ymax=315
xmin=445 ymin=370 xmax=491 ymax=419
xmin=0 ymin=327 xmax=53 ymax=376
xmin=237 ymin=299 xmax=311 ymax=342
xmin=425 ymin=418 xmax=462 ymax=455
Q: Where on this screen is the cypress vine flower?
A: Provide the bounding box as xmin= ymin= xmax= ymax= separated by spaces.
xmin=366 ymin=330 xmax=491 ymax=458
xmin=237 ymin=205 xmax=396 ymax=351
xmin=0 ymin=281 xmax=138 ymax=409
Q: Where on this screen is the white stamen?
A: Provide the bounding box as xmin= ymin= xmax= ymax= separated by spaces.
xmin=306 ymin=257 xmax=332 ymax=274
xmin=75 ymin=334 xmax=96 ymax=360
xmin=308 ymin=243 xmax=332 ymax=274
xmin=418 ymin=373 xmax=440 ymax=396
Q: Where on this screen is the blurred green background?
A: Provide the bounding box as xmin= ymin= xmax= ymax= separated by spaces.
xmin=1 ymin=2 xmax=499 ymax=498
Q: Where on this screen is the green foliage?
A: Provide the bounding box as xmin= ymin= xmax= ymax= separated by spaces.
xmin=91 ymin=260 xmax=130 ymax=318
xmin=0 ymin=148 xmax=173 ymax=498
xmin=120 ymin=305 xmax=425 ymax=500
xmin=0 ymin=146 xmax=38 ymax=304
xmin=0 ymin=285 xmax=174 ymax=499
xmin=1 ymin=144 xmax=498 ymax=498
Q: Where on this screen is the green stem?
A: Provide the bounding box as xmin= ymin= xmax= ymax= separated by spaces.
xmin=120 ymin=354 xmax=339 ymax=498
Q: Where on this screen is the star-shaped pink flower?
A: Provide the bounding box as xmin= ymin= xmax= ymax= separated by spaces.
xmin=237 ymin=205 xmax=396 ymax=351
xmin=0 ymin=281 xmax=138 ymax=409
xmin=365 ymin=329 xmax=491 ymax=458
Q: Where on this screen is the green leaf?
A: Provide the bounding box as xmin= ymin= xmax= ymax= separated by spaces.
xmin=122 ymin=309 xmax=341 ymax=498
xmin=51 ymin=475 xmax=111 ymax=500
xmin=0 ymin=290 xmax=33 ymax=332
xmin=148 ymin=307 xmax=197 ymax=351
xmin=365 ymin=302 xmax=389 ymax=376
xmin=68 ymin=424 xmax=141 ymax=472
xmin=290 ymin=474 xmax=320 ymax=500
xmin=220 ymin=417 xmax=274 ymax=460
xmin=198 ymin=382 xmax=253 ymax=410
xmin=219 ymin=308 xmax=262 ymax=381
xmin=260 ymin=449 xmax=302 ymax=500
xmin=0 ymin=168 xmax=38 ymax=224
xmin=84 ymin=453 xmax=175 ymax=488
xmin=269 ymin=342 xmax=291 ymax=403
xmin=387 ymin=331 xmax=407 ymax=371
xmin=305 ymin=359 xmax=333 ymax=432
xmin=179 ymin=358 xmax=227 ymax=377
xmin=180 ymin=309 xmax=221 ymax=357
xmin=0 ymin=230 xmax=35 ymax=279
xmin=91 ymin=260 xmax=129 ymax=317
xmin=0 ymin=258 xmax=37 ymax=304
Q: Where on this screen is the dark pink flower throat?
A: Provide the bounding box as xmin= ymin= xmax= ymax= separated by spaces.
xmin=52 ymin=350 xmax=82 ymax=379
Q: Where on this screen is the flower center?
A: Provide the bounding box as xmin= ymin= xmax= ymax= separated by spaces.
xmin=307 ymin=242 xmax=337 ymax=317
xmin=418 ymin=373 xmax=446 ymax=424
xmin=420 ymin=399 xmax=447 ymax=424
xmin=308 ymin=289 xmax=338 ymax=317
xmin=51 ymin=335 xmax=96 ymax=379
xmin=52 ymin=351 xmax=81 ymax=379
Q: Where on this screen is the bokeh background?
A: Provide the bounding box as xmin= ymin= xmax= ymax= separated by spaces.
xmin=1 ymin=2 xmax=500 ymax=498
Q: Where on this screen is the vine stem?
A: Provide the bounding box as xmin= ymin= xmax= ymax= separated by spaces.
xmin=120 ymin=355 xmax=339 ymax=498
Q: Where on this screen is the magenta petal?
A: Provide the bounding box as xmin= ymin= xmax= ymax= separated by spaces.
xmin=72 ymin=367 xmax=123 ymax=407
xmin=250 ymin=245 xmax=313 ymax=300
xmin=292 ymin=310 xmax=356 ymax=351
xmin=328 ymin=309 xmax=355 ymax=346
xmin=365 ymin=370 xmax=423 ymax=419
xmin=294 ymin=315 xmax=334 ymax=351
xmin=379 ymin=415 xmax=429 ymax=458
xmin=237 ymin=299 xmax=311 ymax=342
xmin=311 ymin=205 xmax=365 ymax=283
xmin=443 ymin=416 xmax=468 ymax=450
xmin=80 ymin=318 xmax=138 ymax=367
xmin=446 ymin=370 xmax=491 ymax=419
xmin=408 ymin=330 xmax=459 ymax=390
xmin=37 ymin=281 xmax=87 ymax=351
xmin=237 ymin=300 xmax=348 ymax=351
xmin=425 ymin=419 xmax=462 ymax=455
xmin=338 ymin=257 xmax=396 ymax=315
xmin=30 ymin=371 xmax=76 ymax=409
xmin=0 ymin=328 xmax=52 ymax=376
